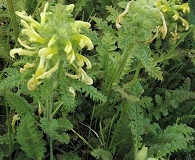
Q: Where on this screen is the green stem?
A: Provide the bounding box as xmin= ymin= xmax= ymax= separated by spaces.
xmin=48 ymin=91 xmax=54 ymax=160
xmin=4 ymin=91 xmax=13 ymax=160
xmin=132 ymin=62 xmax=141 ymax=85
xmin=6 ymin=0 xmax=19 ymax=40
xmin=104 ymin=47 xmax=132 ymax=104
xmin=41 ymin=79 xmax=54 ymax=160
xmin=108 ymin=104 xmax=126 ymax=149
xmin=49 ymin=135 xmax=53 ymax=160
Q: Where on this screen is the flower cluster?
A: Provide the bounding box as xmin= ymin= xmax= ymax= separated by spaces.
xmin=10 ymin=2 xmax=94 ymax=91
xmin=155 ymin=0 xmax=190 ymax=30
xmin=115 ymin=1 xmax=167 ymax=40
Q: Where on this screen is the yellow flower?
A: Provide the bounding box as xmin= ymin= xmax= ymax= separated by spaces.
xmin=20 ymin=63 xmax=35 ymax=73
xmin=27 ymin=76 xmax=42 ymax=91
xmin=173 ymin=3 xmax=190 ymax=14
xmin=173 ymin=11 xmax=179 ymax=21
xmin=73 ymin=21 xmax=91 ymax=32
xmin=79 ymin=68 xmax=93 ymax=85
xmin=48 ymin=35 xmax=57 ymax=47
xmin=75 ymin=53 xmax=91 ymax=69
xmin=10 ymin=48 xmax=37 ymax=58
xmin=160 ymin=5 xmax=171 ymax=12
xmin=21 ymin=28 xmax=45 ymax=44
xmin=65 ymin=4 xmax=74 ymax=12
xmin=66 ymin=67 xmax=93 ymax=85
xmin=116 ymin=0 xmax=133 ymax=29
xmin=38 ymin=47 xmax=58 ymax=59
xmin=179 ymin=16 xmax=189 ymax=30
xmin=181 ymin=3 xmax=190 ymax=14
xmin=75 ymin=35 xmax=94 ymax=50
xmin=27 ymin=56 xmax=59 ymax=90
xmin=36 ymin=59 xmax=59 ymax=80
xmin=11 ymin=2 xmax=94 ymax=90
xmin=154 ymin=0 xmax=162 ymax=7
xmin=15 ymin=11 xmax=41 ymax=28
xmin=18 ymin=38 xmax=35 ymax=50
xmin=67 ymin=50 xmax=76 ymax=64
xmin=11 ymin=114 xmax=20 ymax=133
xmin=69 ymin=87 xmax=76 ymax=97
xmin=159 ymin=11 xmax=167 ymax=39
xmin=170 ymin=24 xmax=179 ymax=43
xmin=40 ymin=2 xmax=49 ymax=25
xmin=64 ymin=41 xmax=73 ymax=54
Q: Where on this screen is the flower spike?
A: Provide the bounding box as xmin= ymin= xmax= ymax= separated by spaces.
xmin=10 ymin=2 xmax=93 ymax=90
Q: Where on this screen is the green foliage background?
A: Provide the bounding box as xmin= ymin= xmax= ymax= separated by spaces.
xmin=0 ymin=0 xmax=195 ymax=160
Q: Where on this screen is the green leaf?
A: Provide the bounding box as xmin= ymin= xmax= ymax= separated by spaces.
xmin=0 ymin=68 xmax=21 ymax=91
xmin=150 ymin=124 xmax=195 ymax=158
xmin=17 ymin=115 xmax=46 ymax=160
xmin=40 ymin=117 xmax=71 ymax=144
xmin=5 ymin=91 xmax=33 ymax=117
xmin=91 ymin=148 xmax=112 ymax=160
xmin=135 ymin=46 xmax=163 ymax=80
xmin=56 ymin=151 xmax=81 ymax=160
xmin=75 ymin=81 xmax=107 ymax=103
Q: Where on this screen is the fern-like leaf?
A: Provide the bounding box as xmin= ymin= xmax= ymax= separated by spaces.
xmin=17 ymin=115 xmax=46 ymax=160
xmin=0 ymin=68 xmax=21 ymax=91
xmin=5 ymin=91 xmax=33 ymax=116
xmin=91 ymin=148 xmax=112 ymax=160
xmin=95 ymin=32 xmax=117 ymax=71
xmin=149 ymin=124 xmax=194 ymax=158
xmin=135 ymin=46 xmax=163 ymax=80
xmin=127 ymin=102 xmax=151 ymax=152
xmin=113 ymin=85 xmax=140 ymax=102
xmin=40 ymin=117 xmax=71 ymax=144
xmin=74 ymin=0 xmax=86 ymax=18
xmin=92 ymin=17 xmax=117 ymax=38
xmin=0 ymin=134 xmax=15 ymax=159
xmin=56 ymin=151 xmax=80 ymax=160
xmin=75 ymin=82 xmax=107 ymax=103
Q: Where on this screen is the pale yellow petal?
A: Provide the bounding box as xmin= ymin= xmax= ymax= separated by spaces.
xmin=69 ymin=87 xmax=76 ymax=97
xmin=179 ymin=16 xmax=189 ymax=30
xmin=66 ymin=4 xmax=74 ymax=12
xmin=64 ymin=41 xmax=72 ymax=54
xmin=18 ymin=38 xmax=35 ymax=50
xmin=66 ymin=72 xmax=80 ymax=79
xmin=27 ymin=76 xmax=41 ymax=90
xmin=34 ymin=54 xmax=45 ymax=77
xmin=75 ymin=53 xmax=92 ymax=69
xmin=48 ymin=34 xmax=57 ymax=47
xmin=15 ymin=11 xmax=41 ymax=28
xmin=38 ymin=47 xmax=58 ymax=59
xmin=67 ymin=50 xmax=75 ymax=64
xmin=21 ymin=29 xmax=45 ymax=44
xmin=40 ymin=2 xmax=49 ymax=25
xmin=74 ymin=21 xmax=91 ymax=29
xmin=37 ymin=60 xmax=59 ymax=79
xmin=78 ymin=68 xmax=93 ymax=85
xmin=11 ymin=114 xmax=20 ymax=133
xmin=77 ymin=35 xmax=94 ymax=50
xmin=10 ymin=48 xmax=37 ymax=58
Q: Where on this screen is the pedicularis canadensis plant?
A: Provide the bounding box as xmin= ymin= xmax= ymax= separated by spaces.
xmin=1 ymin=2 xmax=107 ymax=160
xmin=0 ymin=0 xmax=195 ymax=160
xmin=10 ymin=2 xmax=93 ymax=91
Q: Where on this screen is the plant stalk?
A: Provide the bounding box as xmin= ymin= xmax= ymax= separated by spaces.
xmin=4 ymin=91 xmax=13 ymax=160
